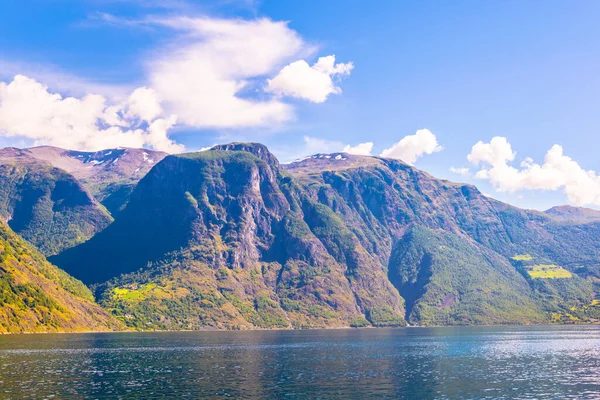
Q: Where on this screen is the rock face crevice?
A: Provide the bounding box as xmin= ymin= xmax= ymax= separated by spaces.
xmin=389 ymin=249 xmax=433 ymax=323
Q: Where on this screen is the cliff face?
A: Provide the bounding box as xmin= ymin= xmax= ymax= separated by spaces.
xmin=52 ymin=145 xmax=600 ymax=329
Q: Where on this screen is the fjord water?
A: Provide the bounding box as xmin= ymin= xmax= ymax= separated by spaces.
xmin=0 ymin=326 xmax=598 ymax=399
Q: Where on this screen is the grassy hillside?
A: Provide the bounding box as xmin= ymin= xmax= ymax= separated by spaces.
xmin=0 ymin=221 xmax=121 ymax=333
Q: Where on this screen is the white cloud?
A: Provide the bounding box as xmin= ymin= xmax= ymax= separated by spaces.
xmin=0 ymin=14 xmax=353 ymax=151
xmin=343 ymin=142 xmax=373 ymax=155
xmin=148 ymin=17 xmax=298 ymax=128
xmin=450 ymin=167 xmax=470 ymax=176
xmin=145 ymin=17 xmax=352 ymax=128
xmin=266 ymin=55 xmax=353 ymax=103
xmin=467 ymin=136 xmax=600 ymax=206
xmin=380 ymin=129 xmax=443 ymax=164
xmin=0 ymin=15 xmax=354 ymax=149
xmin=0 ymin=75 xmax=183 ymax=153
xmin=467 ymin=136 xmax=515 ymax=166
xmin=126 ymin=87 xmax=164 ymax=122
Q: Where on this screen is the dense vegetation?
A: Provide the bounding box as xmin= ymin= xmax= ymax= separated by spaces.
xmin=0 ymin=161 xmax=112 ymax=255
xmin=0 ymin=221 xmax=120 ymax=333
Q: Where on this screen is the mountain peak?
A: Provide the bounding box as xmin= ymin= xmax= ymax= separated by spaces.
xmin=211 ymin=142 xmax=279 ymax=166
xmin=545 ymin=205 xmax=600 ymax=223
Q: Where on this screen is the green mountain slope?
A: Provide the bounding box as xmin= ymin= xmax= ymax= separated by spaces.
xmin=0 ymin=221 xmax=121 ymax=333
xmin=388 ymin=226 xmax=546 ymax=325
xmin=287 ymin=153 xmax=600 ymax=324
xmin=52 ymin=144 xmax=600 ymax=329
xmin=0 ymin=158 xmax=112 ymax=256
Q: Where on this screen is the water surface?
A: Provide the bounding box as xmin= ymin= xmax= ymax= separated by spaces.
xmin=0 ymin=325 xmax=599 ymax=399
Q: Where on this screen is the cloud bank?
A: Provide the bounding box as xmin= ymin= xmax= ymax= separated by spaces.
xmin=282 ymin=130 xmax=442 ymax=164
xmin=0 ymin=75 xmax=182 ymax=152
xmin=468 ymin=136 xmax=600 ymax=206
xmin=0 ymin=15 xmax=354 ymax=152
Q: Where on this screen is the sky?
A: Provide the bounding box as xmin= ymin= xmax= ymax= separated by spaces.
xmin=1 ymin=0 xmax=600 ymax=210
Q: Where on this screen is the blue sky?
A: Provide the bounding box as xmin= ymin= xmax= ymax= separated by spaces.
xmin=1 ymin=0 xmax=600 ymax=210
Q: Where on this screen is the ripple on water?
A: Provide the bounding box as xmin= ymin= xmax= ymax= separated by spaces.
xmin=0 ymin=326 xmax=598 ymax=399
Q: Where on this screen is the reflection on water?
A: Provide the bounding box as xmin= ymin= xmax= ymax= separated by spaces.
xmin=0 ymin=325 xmax=599 ymax=399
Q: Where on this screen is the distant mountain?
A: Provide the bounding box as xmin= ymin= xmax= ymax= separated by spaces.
xmin=0 ymin=146 xmax=168 ymax=215
xmin=0 ymin=220 xmax=120 ymax=333
xmin=545 ymin=205 xmax=600 ymax=223
xmin=0 ymin=153 xmax=112 ymax=255
xmin=52 ymin=144 xmax=600 ymax=330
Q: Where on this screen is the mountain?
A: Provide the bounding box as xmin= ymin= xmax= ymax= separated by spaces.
xmin=0 ymin=220 xmax=120 ymax=333
xmin=545 ymin=205 xmax=600 ymax=223
xmin=54 ymin=145 xmax=402 ymax=329
xmin=52 ymin=144 xmax=600 ymax=329
xmin=0 ymin=146 xmax=168 ymax=215
xmin=0 ymin=150 xmax=113 ymax=255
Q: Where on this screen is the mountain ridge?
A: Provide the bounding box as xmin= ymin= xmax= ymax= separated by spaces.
xmin=0 ymin=146 xmax=168 ymax=215
xmin=49 ymin=143 xmax=600 ymax=329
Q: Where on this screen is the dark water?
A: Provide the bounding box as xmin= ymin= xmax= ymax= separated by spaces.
xmin=0 ymin=326 xmax=599 ymax=399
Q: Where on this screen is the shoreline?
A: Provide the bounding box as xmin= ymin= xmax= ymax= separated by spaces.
xmin=2 ymin=321 xmax=598 ymax=336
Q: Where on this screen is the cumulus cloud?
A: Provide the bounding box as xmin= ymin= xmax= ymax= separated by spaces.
xmin=266 ymin=55 xmax=353 ymax=103
xmin=342 ymin=142 xmax=373 ymax=155
xmin=450 ymin=167 xmax=470 ymax=176
xmin=148 ymin=17 xmax=299 ymax=128
xmin=467 ymin=136 xmax=515 ymax=167
xmin=380 ymin=129 xmax=443 ymax=164
xmin=0 ymin=15 xmax=355 ymax=151
xmin=0 ymin=75 xmax=183 ymax=153
xmin=145 ymin=17 xmax=352 ymax=128
xmin=126 ymin=87 xmax=164 ymax=122
xmin=467 ymin=136 xmax=600 ymax=206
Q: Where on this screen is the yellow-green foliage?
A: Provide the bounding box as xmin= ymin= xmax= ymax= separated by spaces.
xmin=548 ymin=295 xmax=600 ymax=324
xmin=111 ymin=283 xmax=166 ymax=301
xmin=511 ymin=254 xmax=533 ymax=261
xmin=0 ymin=222 xmax=119 ymax=333
xmin=526 ymin=264 xmax=572 ymax=279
